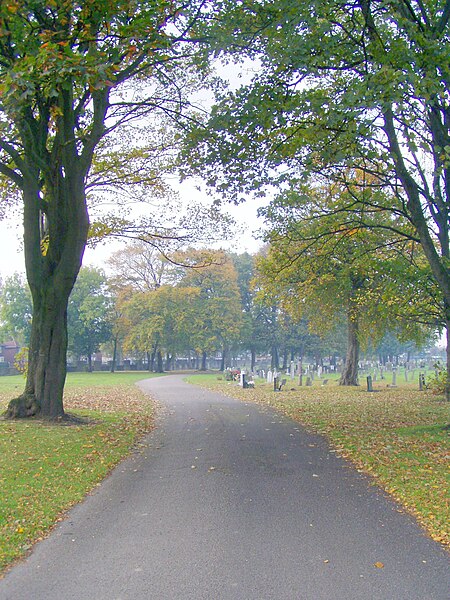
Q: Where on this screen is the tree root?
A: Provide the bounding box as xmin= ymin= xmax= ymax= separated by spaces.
xmin=4 ymin=394 xmax=40 ymax=419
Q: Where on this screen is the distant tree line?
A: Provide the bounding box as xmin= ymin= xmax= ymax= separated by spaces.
xmin=0 ymin=242 xmax=438 ymax=381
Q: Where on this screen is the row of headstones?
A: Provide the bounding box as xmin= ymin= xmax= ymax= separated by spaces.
xmin=253 ymin=366 xmax=429 ymax=389
xmin=258 ymin=367 xmax=320 ymax=386
xmin=367 ymin=373 xmax=427 ymax=391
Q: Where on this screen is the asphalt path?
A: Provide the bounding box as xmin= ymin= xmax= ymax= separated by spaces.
xmin=1 ymin=374 xmax=449 ymax=599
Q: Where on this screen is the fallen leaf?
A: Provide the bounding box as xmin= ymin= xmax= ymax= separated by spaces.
xmin=374 ymin=562 xmax=384 ymax=569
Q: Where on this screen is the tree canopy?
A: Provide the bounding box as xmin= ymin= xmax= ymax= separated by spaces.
xmin=182 ymin=0 xmax=450 ymax=396
xmin=0 ymin=0 xmax=211 ymax=417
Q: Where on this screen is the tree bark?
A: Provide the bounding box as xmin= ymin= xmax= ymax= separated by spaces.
xmin=111 ymin=337 xmax=118 ymax=373
xmin=156 ymin=350 xmax=164 ymax=373
xmin=6 ymin=262 xmax=82 ymax=418
xmin=340 ymin=304 xmax=360 ymax=386
xmin=220 ymin=346 xmax=227 ymax=371
xmin=445 ymin=301 xmax=450 ymax=402
xmin=4 ymin=80 xmax=106 ymax=418
xmin=200 ymin=350 xmax=207 ymax=371
xmin=282 ymin=348 xmax=288 ymax=370
xmin=250 ymin=348 xmax=256 ymax=371
xmin=271 ymin=345 xmax=279 ymax=370
xmin=6 ymin=177 xmax=88 ymax=418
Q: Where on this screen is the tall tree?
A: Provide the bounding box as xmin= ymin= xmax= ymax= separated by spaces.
xmin=122 ymin=285 xmax=201 ymax=371
xmin=256 ymin=185 xmax=437 ymax=384
xmin=183 ymin=0 xmax=450 ymax=397
xmin=107 ymin=241 xmax=175 ymax=293
xmin=1 ymin=1 xmax=208 ymax=418
xmin=179 ymin=249 xmax=243 ymax=370
xmin=67 ymin=266 xmax=112 ymax=371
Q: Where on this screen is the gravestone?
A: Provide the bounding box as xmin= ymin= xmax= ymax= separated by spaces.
xmin=267 ymin=370 xmax=273 ymax=384
xmin=391 ymin=370 xmax=397 ymax=387
xmin=419 ymin=373 xmax=426 ymax=390
xmin=306 ymin=376 xmax=312 ymax=386
xmin=240 ymin=372 xmax=247 ymax=388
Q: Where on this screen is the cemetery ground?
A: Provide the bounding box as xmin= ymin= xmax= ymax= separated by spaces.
xmin=0 ymin=371 xmax=448 ymax=578
xmin=0 ymin=371 xmax=160 ymax=574
xmin=187 ymin=373 xmax=450 ymax=552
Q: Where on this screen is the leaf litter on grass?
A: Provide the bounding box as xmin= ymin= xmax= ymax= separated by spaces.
xmin=0 ymin=381 xmax=156 ymax=574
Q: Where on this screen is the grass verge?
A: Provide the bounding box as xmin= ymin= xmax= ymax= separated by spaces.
xmin=187 ymin=374 xmax=450 ymax=550
xmin=0 ymin=371 xmax=159 ymax=575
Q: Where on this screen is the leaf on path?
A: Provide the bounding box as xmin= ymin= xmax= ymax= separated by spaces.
xmin=374 ymin=562 xmax=384 ymax=569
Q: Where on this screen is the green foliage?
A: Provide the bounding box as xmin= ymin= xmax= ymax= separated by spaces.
xmin=178 ymin=249 xmax=244 ymax=356
xmin=182 ymin=0 xmax=450 ymax=390
xmin=256 ymin=182 xmax=438 ymax=351
xmin=67 ymin=267 xmax=112 ymax=365
xmin=428 ymin=363 xmax=449 ymax=396
xmin=0 ymin=0 xmax=216 ymax=416
xmin=0 ymin=274 xmax=32 ymax=345
xmin=122 ymin=284 xmax=201 ymax=359
xmin=13 ymin=347 xmax=28 ymax=375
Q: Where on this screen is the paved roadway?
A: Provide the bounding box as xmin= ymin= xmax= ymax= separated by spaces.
xmin=0 ymin=374 xmax=449 ymax=599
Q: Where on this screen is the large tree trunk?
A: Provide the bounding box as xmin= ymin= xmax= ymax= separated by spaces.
xmin=156 ymin=350 xmax=164 ymax=373
xmin=6 ymin=269 xmax=82 ymax=418
xmin=340 ymin=304 xmax=360 ymax=386
xmin=271 ymin=345 xmax=279 ymax=370
xmin=250 ymin=348 xmax=256 ymax=371
xmin=200 ymin=350 xmax=207 ymax=371
xmin=6 ymin=165 xmax=89 ymax=419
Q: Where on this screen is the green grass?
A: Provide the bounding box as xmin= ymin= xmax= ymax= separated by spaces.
xmin=0 ymin=371 xmax=162 ymax=394
xmin=0 ymin=371 xmax=160 ymax=574
xmin=187 ymin=373 xmax=450 ymax=550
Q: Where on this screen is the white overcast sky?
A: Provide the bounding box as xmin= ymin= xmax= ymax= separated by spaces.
xmin=0 ymin=183 xmax=265 ymax=280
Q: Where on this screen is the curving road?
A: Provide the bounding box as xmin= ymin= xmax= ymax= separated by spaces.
xmin=0 ymin=374 xmax=449 ymax=599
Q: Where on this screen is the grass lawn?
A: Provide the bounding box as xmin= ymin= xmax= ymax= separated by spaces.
xmin=187 ymin=373 xmax=450 ymax=551
xmin=0 ymin=371 xmax=159 ymax=575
